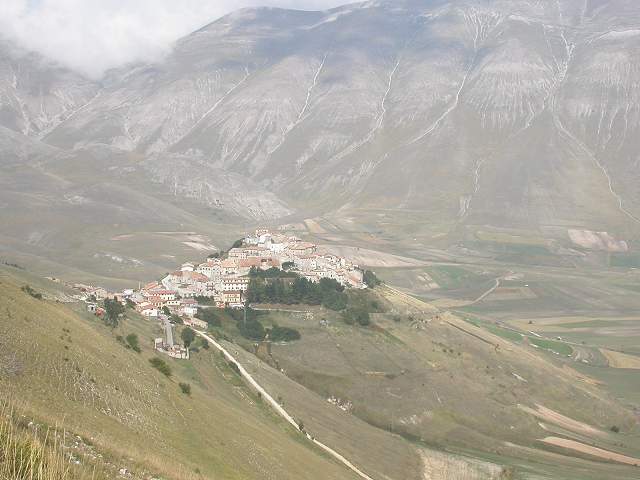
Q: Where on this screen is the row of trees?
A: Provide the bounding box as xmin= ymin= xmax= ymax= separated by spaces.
xmin=247 ymin=276 xmax=347 ymax=311
xmin=248 ymin=266 xmax=297 ymax=279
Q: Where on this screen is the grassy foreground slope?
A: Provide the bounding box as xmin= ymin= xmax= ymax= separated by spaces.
xmin=0 ymin=265 xmax=360 ymax=480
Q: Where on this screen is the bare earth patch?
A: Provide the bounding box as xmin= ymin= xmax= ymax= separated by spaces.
xmin=322 ymin=245 xmax=426 ymax=267
xmin=540 ymin=437 xmax=640 ymax=466
xmin=304 ymin=218 xmax=328 ymax=234
xmin=181 ymin=241 xmax=217 ymax=251
xmin=568 ymin=229 xmax=628 ymax=252
xmin=421 ymin=450 xmax=503 ymax=480
xmin=518 ymin=404 xmax=603 ymax=437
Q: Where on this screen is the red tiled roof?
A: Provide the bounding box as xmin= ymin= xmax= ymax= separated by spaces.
xmin=238 ymin=258 xmax=262 ymax=268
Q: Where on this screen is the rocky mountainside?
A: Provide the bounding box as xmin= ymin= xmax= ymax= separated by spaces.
xmin=2 ymin=0 xmax=640 ymax=277
xmin=0 ymin=38 xmax=99 ymax=138
xmin=35 ymin=0 xmax=640 ymax=228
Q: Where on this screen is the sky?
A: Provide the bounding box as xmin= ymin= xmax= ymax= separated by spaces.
xmin=0 ymin=0 xmax=348 ymax=79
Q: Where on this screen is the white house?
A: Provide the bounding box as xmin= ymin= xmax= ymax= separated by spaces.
xmin=139 ymin=306 xmax=159 ymax=318
xmin=181 ymin=262 xmax=195 ymax=272
xmin=222 ymin=277 xmax=250 ymax=292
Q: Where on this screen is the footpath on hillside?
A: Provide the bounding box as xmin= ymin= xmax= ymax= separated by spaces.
xmin=194 ymin=329 xmax=375 ymax=480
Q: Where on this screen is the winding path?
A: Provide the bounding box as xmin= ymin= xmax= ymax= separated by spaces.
xmin=194 ymin=329 xmax=375 ymax=480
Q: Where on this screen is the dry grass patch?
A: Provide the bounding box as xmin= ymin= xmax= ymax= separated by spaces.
xmin=420 ymin=450 xmax=506 ymax=480
xmin=0 ymin=401 xmax=99 ymax=480
xmin=518 ymin=404 xmax=603 ymax=437
xmin=540 ymin=437 xmax=640 ymax=466
xmin=600 ymin=349 xmax=640 ymax=369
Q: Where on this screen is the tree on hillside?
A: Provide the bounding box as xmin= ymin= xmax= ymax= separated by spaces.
xmin=181 ymin=327 xmax=196 ymax=348
xmin=104 ymin=298 xmax=125 ymax=327
xmin=269 ymin=324 xmax=301 ymax=342
xmin=343 ymin=307 xmax=370 ymax=326
xmin=196 ymin=308 xmax=221 ymax=327
xmin=238 ymin=315 xmax=265 ymax=341
xmin=363 ymin=270 xmax=382 ymax=288
xmin=321 ymin=289 xmax=347 ymax=311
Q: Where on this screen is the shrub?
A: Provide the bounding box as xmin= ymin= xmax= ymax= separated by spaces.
xmin=269 ymin=325 xmax=301 ymax=342
xmin=125 ymin=333 xmax=141 ymax=353
xmin=239 ymin=318 xmax=265 ymax=341
xmin=228 ymin=361 xmax=241 ymax=375
xmin=149 ymin=357 xmax=172 ymax=377
xmin=343 ymin=307 xmax=370 ymax=326
xmin=179 ymin=383 xmax=191 ymax=395
xmin=363 ymin=270 xmax=382 ymax=288
xmin=610 ymin=425 xmax=620 ymax=433
xmin=21 ymin=285 xmax=43 ymax=300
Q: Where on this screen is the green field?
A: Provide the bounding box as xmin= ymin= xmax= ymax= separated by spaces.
xmin=528 ymin=337 xmax=573 ymax=356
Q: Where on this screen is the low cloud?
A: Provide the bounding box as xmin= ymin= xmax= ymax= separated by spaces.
xmin=0 ymin=0 xmax=347 ymax=79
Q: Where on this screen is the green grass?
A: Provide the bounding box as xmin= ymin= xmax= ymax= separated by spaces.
xmin=528 ymin=337 xmax=573 ymax=356
xmin=485 ymin=324 xmax=523 ymax=342
xmin=425 ymin=265 xmax=485 ymax=289
xmin=610 ymin=253 xmax=640 ymax=268
xmin=462 ymin=316 xmax=523 ymax=342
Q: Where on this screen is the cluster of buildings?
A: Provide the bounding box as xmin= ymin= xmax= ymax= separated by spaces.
xmin=243 ymin=229 xmax=365 ymax=289
xmin=74 ymin=229 xmax=366 ymax=349
xmin=128 ymin=229 xmax=366 ymax=317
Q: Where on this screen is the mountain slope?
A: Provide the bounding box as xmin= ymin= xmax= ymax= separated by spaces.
xmin=34 ymin=0 xmax=640 ymax=237
xmin=0 ymin=37 xmax=99 ymax=138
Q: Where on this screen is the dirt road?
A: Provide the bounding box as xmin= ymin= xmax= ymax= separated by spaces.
xmin=194 ymin=330 xmax=375 ymax=480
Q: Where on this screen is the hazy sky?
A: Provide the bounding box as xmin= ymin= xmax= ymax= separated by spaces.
xmin=0 ymin=0 xmax=348 ymax=79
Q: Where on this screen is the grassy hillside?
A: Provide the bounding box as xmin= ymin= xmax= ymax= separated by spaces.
xmin=3 ymin=259 xmax=639 ymax=479
xmin=243 ymin=286 xmax=640 ymax=480
xmin=0 ymin=265 xmax=364 ymax=480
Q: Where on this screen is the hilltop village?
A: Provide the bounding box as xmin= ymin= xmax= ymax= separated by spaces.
xmin=73 ymin=229 xmax=368 ymax=357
